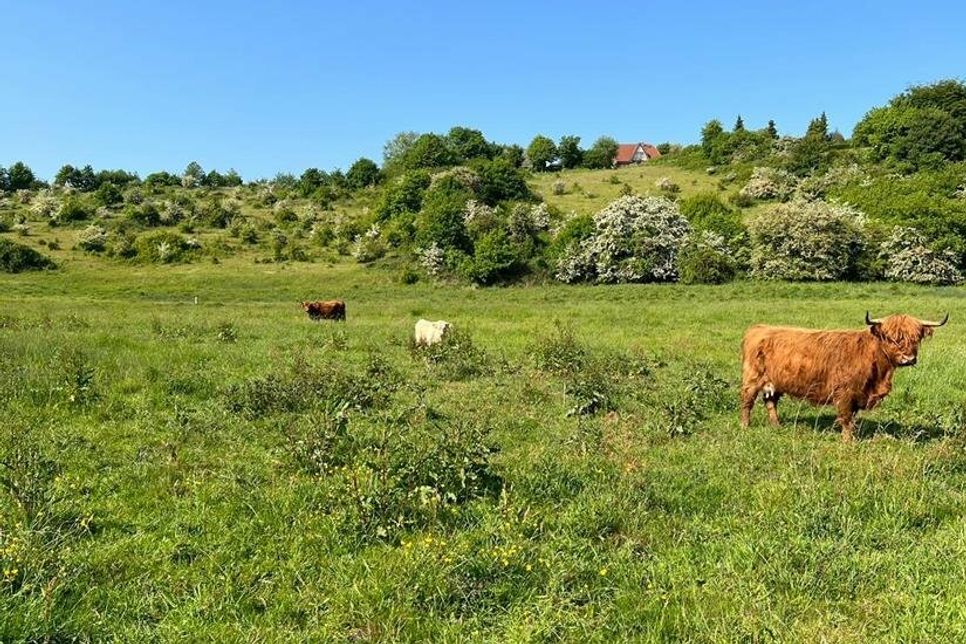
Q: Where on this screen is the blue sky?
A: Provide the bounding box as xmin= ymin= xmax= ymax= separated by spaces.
xmin=2 ymin=1 xmax=964 ymax=180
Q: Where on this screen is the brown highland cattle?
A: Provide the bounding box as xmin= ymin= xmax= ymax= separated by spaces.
xmin=300 ymin=300 xmax=346 ymax=321
xmin=740 ymin=312 xmax=947 ymax=441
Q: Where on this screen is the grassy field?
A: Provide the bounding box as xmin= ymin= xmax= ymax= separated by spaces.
xmin=529 ymin=163 xmax=724 ymax=216
xmin=2 ymin=258 xmax=966 ymax=641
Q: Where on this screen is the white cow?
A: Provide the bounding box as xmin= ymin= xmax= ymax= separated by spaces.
xmin=414 ymin=319 xmax=451 ymax=347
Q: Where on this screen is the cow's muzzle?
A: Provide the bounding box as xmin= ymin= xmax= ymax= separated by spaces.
xmin=899 ymin=356 xmax=917 ymax=366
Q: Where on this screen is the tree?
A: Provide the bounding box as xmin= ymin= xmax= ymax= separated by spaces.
xmin=558 ymin=135 xmax=584 ymax=169
xmin=583 ymin=136 xmax=619 ymax=169
xmin=766 ymin=120 xmax=779 ymax=139
xmin=526 ymin=135 xmax=557 ymax=171
xmin=701 ymin=120 xmax=725 ymax=160
xmin=7 ymin=162 xmax=36 ymax=190
xmin=734 ymin=115 xmax=745 ymax=132
xmin=446 ymin=127 xmax=492 ymax=162
xmin=346 ymin=158 xmax=382 ymax=189
xmin=402 ymin=133 xmax=457 ymax=170
xmin=382 ymin=131 xmax=420 ymax=172
xmin=0 ymin=166 xmax=8 ymax=192
xmin=472 ymin=158 xmax=531 ymax=205
xmin=183 ymin=161 xmax=205 ymax=188
xmin=806 ymin=112 xmax=829 ymax=140
xmin=500 ymin=144 xmax=525 ymax=168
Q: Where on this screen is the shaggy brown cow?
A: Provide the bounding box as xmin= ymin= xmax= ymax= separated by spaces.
xmin=300 ymin=299 xmax=346 ymax=321
xmin=740 ymin=312 xmax=947 ymax=441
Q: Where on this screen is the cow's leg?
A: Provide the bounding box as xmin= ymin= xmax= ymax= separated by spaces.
xmin=836 ymin=400 xmax=857 ymax=442
xmin=762 ymin=385 xmax=780 ymax=426
xmin=740 ymin=384 xmax=759 ymax=427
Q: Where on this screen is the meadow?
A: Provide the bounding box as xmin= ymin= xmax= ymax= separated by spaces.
xmin=2 ymin=258 xmax=965 ymax=641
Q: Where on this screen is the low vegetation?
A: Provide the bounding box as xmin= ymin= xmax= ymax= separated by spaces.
xmin=1 ymin=263 xmax=965 ymax=639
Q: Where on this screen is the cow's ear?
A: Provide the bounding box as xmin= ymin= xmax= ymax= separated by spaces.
xmin=922 ymin=326 xmax=934 ymax=339
xmin=869 ymin=324 xmax=884 ymax=339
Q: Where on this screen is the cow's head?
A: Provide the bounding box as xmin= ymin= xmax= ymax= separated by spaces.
xmin=436 ymin=321 xmax=452 ymax=335
xmin=866 ymin=312 xmax=948 ymax=366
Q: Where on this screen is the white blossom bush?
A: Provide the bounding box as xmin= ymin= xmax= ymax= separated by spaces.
xmin=417 ymin=243 xmax=447 ymax=277
xmin=749 ymin=200 xmax=867 ymax=281
xmin=556 ymin=195 xmax=691 ymax=283
xmin=739 ymin=167 xmax=798 ymax=201
xmin=15 ymin=189 xmax=32 ymax=205
xmin=352 ymin=224 xmax=385 ymax=263
xmin=798 ymin=164 xmax=866 ymax=201
xmin=462 ymin=199 xmax=496 ymax=226
xmin=507 ymin=202 xmax=551 ymax=240
xmin=30 ymin=191 xmax=59 ymax=219
xmin=879 ymin=227 xmax=963 ymax=285
xmin=430 ymin=166 xmax=480 ymax=192
xmin=77 ymin=225 xmax=108 ymax=253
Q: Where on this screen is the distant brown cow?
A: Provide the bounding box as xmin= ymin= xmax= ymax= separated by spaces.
xmin=740 ymin=312 xmax=947 ymax=441
xmin=300 ymin=299 xmax=346 ymax=321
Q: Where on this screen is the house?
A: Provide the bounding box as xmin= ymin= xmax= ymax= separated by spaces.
xmin=613 ymin=142 xmax=661 ymax=166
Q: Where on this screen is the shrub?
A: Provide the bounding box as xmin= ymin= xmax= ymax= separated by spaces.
xmin=352 ymin=225 xmax=386 ymax=263
xmin=29 ymin=191 xmax=59 ymax=219
xmin=77 ymin=225 xmax=108 ymax=253
xmin=460 ymin=228 xmax=526 ymax=285
xmin=879 ymin=226 xmax=963 ymax=285
xmin=551 ymin=179 xmax=567 ymax=196
xmin=739 ymin=167 xmax=798 ymax=201
xmin=0 ymin=239 xmax=56 ymax=272
xmin=556 ymin=195 xmax=691 ymax=283
xmin=95 ymin=182 xmax=123 ymax=207
xmin=655 ymin=176 xmax=680 ymax=194
xmin=133 ymin=230 xmax=192 ymax=264
xmin=678 ymin=192 xmax=746 ymax=240
xmin=748 ymin=200 xmax=868 ymax=281
xmin=125 ymin=201 xmax=162 ymax=227
xmin=472 ymin=157 xmax=531 ymax=205
xmin=375 ymin=171 xmax=431 ymax=221
xmin=55 ymin=197 xmax=93 ymax=224
xmin=678 ymin=231 xmax=739 ymax=284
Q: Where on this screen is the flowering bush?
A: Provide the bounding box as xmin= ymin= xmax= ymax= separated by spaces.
xmin=879 ymin=226 xmax=963 ymax=285
xmin=77 ymin=225 xmax=108 ymax=253
xmin=749 ymin=200 xmax=867 ymax=281
xmin=739 ymin=167 xmax=798 ymax=201
xmin=556 ymin=195 xmax=691 ymax=283
xmin=352 ymin=224 xmax=386 ymax=263
xmin=417 ymin=243 xmax=447 ymax=277
xmin=29 ymin=191 xmax=59 ymax=219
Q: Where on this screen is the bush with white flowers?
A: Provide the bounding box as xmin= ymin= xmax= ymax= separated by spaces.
xmin=556 ymin=195 xmax=691 ymax=283
xmin=30 ymin=190 xmax=60 ymax=219
xmin=77 ymin=225 xmax=108 ymax=253
xmin=352 ymin=224 xmax=385 ymax=263
xmin=879 ymin=226 xmax=963 ymax=285
xmin=748 ymin=200 xmax=867 ymax=281
xmin=417 ymin=243 xmax=447 ymax=277
xmin=739 ymin=167 xmax=798 ymax=201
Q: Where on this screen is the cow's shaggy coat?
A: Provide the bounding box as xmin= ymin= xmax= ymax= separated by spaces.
xmin=740 ymin=313 xmax=946 ymax=440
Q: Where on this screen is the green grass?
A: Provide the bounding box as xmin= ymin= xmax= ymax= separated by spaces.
xmin=529 ymin=163 xmax=724 ymax=216
xmin=2 ymin=259 xmax=966 ymax=641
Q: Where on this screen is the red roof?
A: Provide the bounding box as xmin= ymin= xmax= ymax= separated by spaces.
xmin=614 ymin=142 xmax=661 ymax=164
xmin=614 ymin=144 xmax=639 ymax=164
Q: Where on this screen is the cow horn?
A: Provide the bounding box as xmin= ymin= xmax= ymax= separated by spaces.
xmin=921 ymin=313 xmax=949 ymax=327
xmin=865 ymin=311 xmax=883 ymax=325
